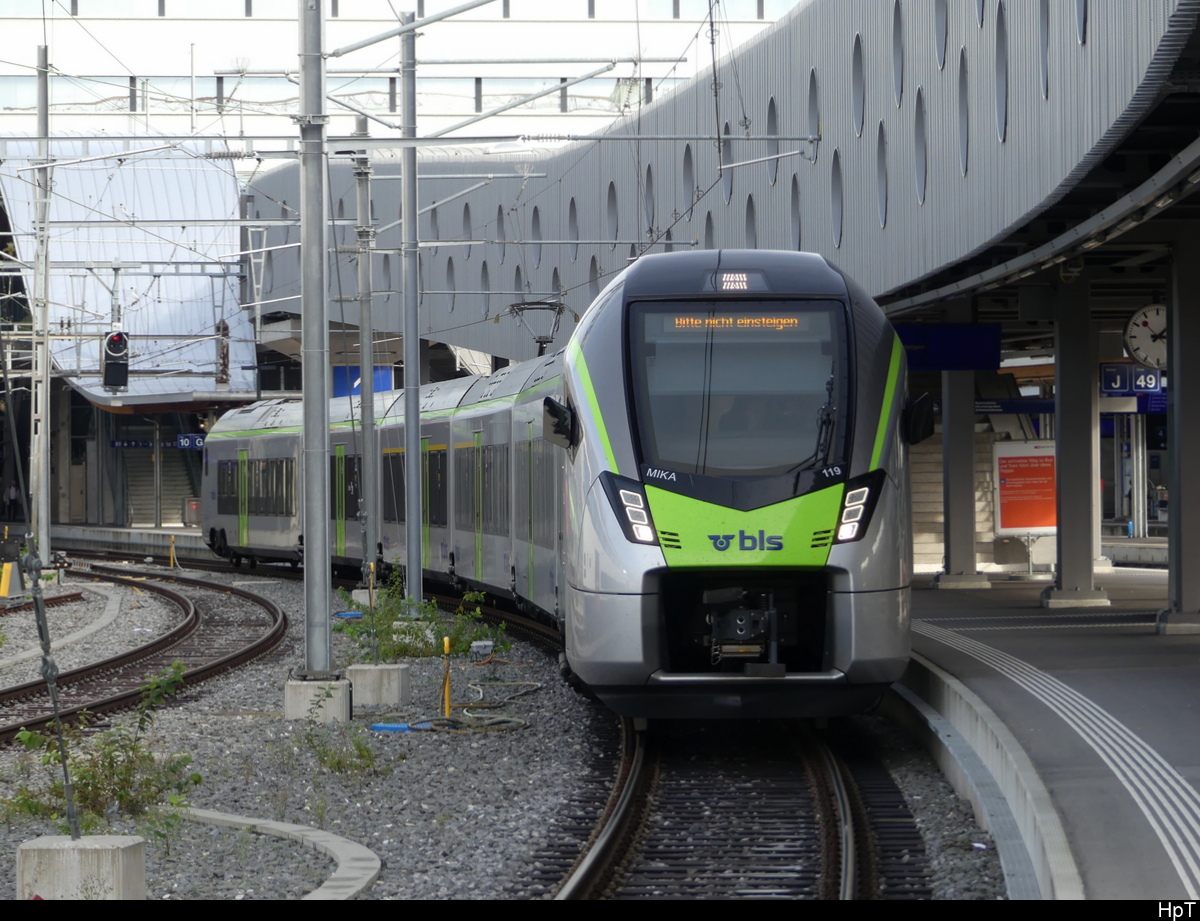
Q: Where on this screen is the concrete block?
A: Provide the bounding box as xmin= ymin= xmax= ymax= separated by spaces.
xmin=347 ymin=663 xmax=410 ymax=708
xmin=16 ymin=835 xmax=146 ymax=900
xmin=284 ymin=678 xmax=352 ymax=722
xmin=350 ymin=589 xmax=376 ymax=608
xmin=935 ymin=573 xmax=991 ymax=589
xmin=1029 ymin=536 xmax=1057 ymax=565
xmin=1040 ymin=587 xmax=1111 ymax=609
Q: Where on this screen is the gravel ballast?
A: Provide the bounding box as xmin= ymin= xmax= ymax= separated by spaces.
xmin=0 ymin=567 xmax=1005 ymax=899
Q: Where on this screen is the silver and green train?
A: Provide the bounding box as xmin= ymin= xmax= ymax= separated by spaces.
xmin=202 ymin=250 xmax=926 ymax=718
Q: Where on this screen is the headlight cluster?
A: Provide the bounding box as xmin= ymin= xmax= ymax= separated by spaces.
xmin=834 ymin=471 xmax=885 ymax=544
xmin=838 ymin=486 xmax=870 ymax=541
xmin=618 ymin=488 xmax=655 ymax=543
xmin=600 ymin=472 xmax=660 ymax=546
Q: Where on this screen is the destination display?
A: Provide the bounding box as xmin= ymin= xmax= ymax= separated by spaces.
xmin=642 ymin=302 xmax=839 ymax=340
xmin=671 ymin=314 xmax=802 ymax=331
xmin=630 ymin=301 xmax=843 ymax=478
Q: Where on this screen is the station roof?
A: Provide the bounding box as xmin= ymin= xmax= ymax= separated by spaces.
xmin=0 ymin=137 xmax=257 ymax=411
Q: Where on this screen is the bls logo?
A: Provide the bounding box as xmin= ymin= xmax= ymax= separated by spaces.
xmin=708 ymin=530 xmax=784 ymax=551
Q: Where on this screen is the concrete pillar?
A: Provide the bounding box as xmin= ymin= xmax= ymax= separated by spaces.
xmin=1159 ymin=237 xmax=1200 ymax=631
xmin=1043 ymin=279 xmax=1109 ymax=607
xmin=939 ymin=368 xmax=983 ymax=583
xmin=936 ymin=299 xmax=988 ymax=588
xmin=53 ymin=384 xmax=71 ymax=524
xmin=936 ymin=302 xmax=988 ymax=589
xmin=1131 ymin=414 xmax=1148 ymax=539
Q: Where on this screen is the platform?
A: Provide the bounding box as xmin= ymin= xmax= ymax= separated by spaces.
xmin=902 ymin=568 xmax=1200 ymax=900
xmin=1101 ymin=536 xmax=1169 ymax=567
xmin=49 ymin=523 xmax=211 ymax=558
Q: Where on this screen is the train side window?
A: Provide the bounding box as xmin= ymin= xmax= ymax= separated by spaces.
xmin=217 ymin=459 xmax=238 ymax=515
xmin=533 ymin=437 xmax=556 ymax=548
xmin=383 ymin=452 xmax=405 ymax=523
xmin=455 ymin=446 xmax=478 ymax=532
xmin=428 ymin=450 xmax=448 ymax=527
xmin=269 ymin=458 xmax=293 ymax=516
xmin=482 ymin=443 xmax=510 ymax=536
xmin=250 ymin=461 xmax=259 ymax=516
xmin=515 ymin=435 xmax=531 ymax=542
xmin=285 ymin=458 xmax=296 ymax=516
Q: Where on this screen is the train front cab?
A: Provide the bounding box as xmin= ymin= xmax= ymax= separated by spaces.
xmin=555 ymin=251 xmax=917 ymax=718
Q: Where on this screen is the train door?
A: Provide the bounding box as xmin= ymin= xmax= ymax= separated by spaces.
xmin=331 ymin=445 xmax=361 ymax=559
xmin=524 ymin=420 xmax=536 ymax=600
xmin=420 ymin=436 xmax=431 ymax=572
xmin=419 ymin=423 xmax=451 ymax=577
xmin=237 ymin=449 xmax=249 ymax=548
xmin=451 ymin=428 xmax=483 ymax=581
xmin=471 ymin=431 xmax=483 ymax=577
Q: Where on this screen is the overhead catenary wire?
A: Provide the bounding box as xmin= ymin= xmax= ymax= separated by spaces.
xmin=12 ymin=3 xmax=750 ymax=379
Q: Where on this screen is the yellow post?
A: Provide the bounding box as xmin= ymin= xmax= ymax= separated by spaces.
xmin=169 ymin=534 xmax=176 ymax=568
xmin=442 ymin=635 xmax=451 ymax=719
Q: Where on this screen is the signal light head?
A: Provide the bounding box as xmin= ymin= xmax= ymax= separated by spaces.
xmin=102 ymin=330 xmax=130 ymax=389
xmin=104 ymin=331 xmax=129 ymax=358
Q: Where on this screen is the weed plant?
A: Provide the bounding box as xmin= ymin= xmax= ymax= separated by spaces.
xmin=305 ymin=724 xmax=380 ymax=775
xmin=300 ymin=684 xmax=382 ymax=776
xmin=335 ymin=574 xmax=509 ymax=661
xmin=2 ymin=661 xmax=201 ymax=835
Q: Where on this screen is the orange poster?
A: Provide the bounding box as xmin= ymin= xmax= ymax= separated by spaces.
xmin=994 ymin=442 xmax=1057 ymax=534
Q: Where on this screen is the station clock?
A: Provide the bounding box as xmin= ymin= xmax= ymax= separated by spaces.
xmin=1123 ymin=304 xmax=1168 ymax=371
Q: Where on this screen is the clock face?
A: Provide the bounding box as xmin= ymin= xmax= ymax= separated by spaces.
xmin=1124 ymin=304 xmax=1168 ymax=371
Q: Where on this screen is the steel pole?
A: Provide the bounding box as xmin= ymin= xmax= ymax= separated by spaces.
xmin=299 ymin=0 xmax=332 ymax=674
xmin=401 ymin=13 xmax=423 ymax=604
xmin=354 ymin=116 xmax=379 ymax=587
xmin=32 ymin=45 xmax=52 ymax=558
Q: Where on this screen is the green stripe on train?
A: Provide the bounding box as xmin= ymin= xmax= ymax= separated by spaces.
xmin=870 ymin=336 xmax=904 ymax=471
xmin=568 ymin=340 xmax=619 ymax=474
xmin=237 ymin=449 xmax=249 ymax=547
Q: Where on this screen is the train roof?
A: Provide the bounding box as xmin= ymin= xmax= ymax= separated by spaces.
xmin=471 ymin=351 xmax=562 ymax=402
xmin=211 ymin=350 xmax=566 ymax=436
xmin=209 ymin=398 xmax=303 ymax=433
xmin=616 ymin=250 xmax=851 ymax=300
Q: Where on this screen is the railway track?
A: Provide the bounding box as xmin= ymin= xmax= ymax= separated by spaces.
xmin=0 ymin=566 xmax=287 ymax=744
xmin=555 ymin=719 xmax=930 ymax=900
xmin=75 ymin=549 xmax=567 ymax=648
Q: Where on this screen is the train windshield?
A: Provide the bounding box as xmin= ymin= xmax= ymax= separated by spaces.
xmin=627 ymin=301 xmax=848 ymax=478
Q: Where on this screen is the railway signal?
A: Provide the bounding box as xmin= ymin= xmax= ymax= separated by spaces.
xmin=102 ymin=330 xmax=129 ymax=389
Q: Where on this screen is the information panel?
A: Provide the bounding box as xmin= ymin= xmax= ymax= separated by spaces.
xmin=993 ymin=440 xmax=1057 ymax=536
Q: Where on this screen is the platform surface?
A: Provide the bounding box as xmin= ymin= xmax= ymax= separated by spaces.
xmin=50 ymin=523 xmax=210 ymax=556
xmin=911 ymin=569 xmax=1200 ymax=899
